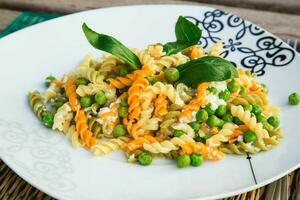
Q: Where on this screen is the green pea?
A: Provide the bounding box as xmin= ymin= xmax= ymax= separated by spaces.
xmin=188 ymin=121 xmax=201 ymax=132
xmin=233 ymin=117 xmax=243 ymax=125
xmin=196 ymin=109 xmax=208 ymax=122
xmin=94 ymin=91 xmax=107 ymax=105
xmin=147 ymin=77 xmax=160 ymax=85
xmin=204 ymin=105 xmax=215 ymax=116
xmin=76 ymin=77 xmax=89 ymax=86
xmin=239 ymin=87 xmax=246 ymax=96
xmin=252 ymin=104 xmax=262 ymax=115
xmin=164 ymin=68 xmax=179 ymax=83
xmin=288 ymin=92 xmax=300 ymax=105
xmin=208 ymin=87 xmax=218 ymax=95
xmin=222 ymin=113 xmax=233 ymax=122
xmin=256 ymin=114 xmax=266 ymax=123
xmin=119 ymin=65 xmax=131 ymax=76
xmin=243 ymin=131 xmax=257 ymax=143
xmin=80 ymin=96 xmax=92 ymax=108
xmin=120 ymin=98 xmax=128 ymax=107
xmin=190 ymin=154 xmax=204 ymax=167
xmin=219 ymin=89 xmax=230 ymax=101
xmin=173 ymin=130 xmax=186 ymax=137
xmin=261 ymin=84 xmax=268 ymax=94
xmin=118 ymin=106 xmax=128 ymax=118
xmin=267 ymin=116 xmax=280 ymax=129
xmin=177 ymin=155 xmax=191 ymax=168
xmin=243 ymin=104 xmax=253 ymax=112
xmin=207 ymin=115 xmax=224 ymax=128
xmin=43 ymin=112 xmax=54 ymax=128
xmin=113 ymin=124 xmax=127 ymax=137
xmin=227 ymin=79 xmax=240 ymax=93
xmin=138 ymin=152 xmax=152 ymax=166
xmin=215 ymin=105 xmax=227 ymax=117
xmin=52 ymin=101 xmax=65 ymax=110
xmin=45 ymin=75 xmax=56 ymax=87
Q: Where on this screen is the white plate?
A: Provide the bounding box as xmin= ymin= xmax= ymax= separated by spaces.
xmin=0 ymin=5 xmax=299 ymax=200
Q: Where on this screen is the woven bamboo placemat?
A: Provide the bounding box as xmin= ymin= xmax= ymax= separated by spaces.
xmin=0 ymin=12 xmax=299 ymax=200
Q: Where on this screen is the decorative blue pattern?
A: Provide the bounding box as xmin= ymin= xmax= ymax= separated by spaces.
xmin=185 ymin=9 xmax=295 ymax=76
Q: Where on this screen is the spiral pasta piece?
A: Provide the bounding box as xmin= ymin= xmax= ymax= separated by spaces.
xmin=97 ymin=55 xmax=119 ymax=73
xmin=231 ymin=105 xmax=269 ymax=139
xmin=91 ymin=137 xmax=130 ymax=156
xmin=176 ymin=83 xmax=193 ymax=102
xmin=143 ymin=135 xmax=224 ymax=160
xmin=132 ymin=49 xmax=154 ymax=66
xmin=231 ymin=94 xmax=268 ymax=107
xmin=76 ymin=67 xmax=104 ymax=84
xmin=75 ymin=109 xmax=97 ymax=148
xmin=66 ymin=125 xmax=82 ymax=148
xmin=108 ymin=74 xmax=135 ymax=89
xmin=87 ymin=116 xmax=102 ymax=139
xmin=206 ymin=123 xmax=237 ymax=147
xmin=127 ymin=76 xmax=148 ymax=121
xmin=125 ymin=135 xmax=157 ymax=152
xmin=195 ymin=142 xmax=225 ymax=160
xmin=179 ymin=82 xmax=209 ymax=120
xmin=143 ymin=140 xmax=178 ymax=154
xmin=65 ymin=77 xmax=79 ymax=111
xmin=154 ymin=94 xmax=168 ymax=117
xmin=41 ymin=90 xmax=57 ymax=103
xmin=77 ymin=55 xmax=92 ymax=69
xmin=154 ymin=53 xmax=189 ymax=68
xmin=76 ymin=83 xmax=104 ymax=97
xmin=28 ymin=91 xmax=46 ymax=120
xmin=149 ymin=82 xmax=184 ymax=106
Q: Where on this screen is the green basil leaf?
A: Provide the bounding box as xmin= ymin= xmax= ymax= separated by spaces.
xmin=178 ymin=56 xmax=238 ymax=87
xmin=163 ymin=41 xmax=195 ymax=57
xmin=163 ymin=16 xmax=201 ymax=56
xmin=82 ymin=23 xmax=141 ymax=69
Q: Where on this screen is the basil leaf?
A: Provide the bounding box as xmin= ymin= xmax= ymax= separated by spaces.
xmin=163 ymin=16 xmax=201 ymax=56
xmin=82 ymin=23 xmax=141 ymax=69
xmin=178 ymin=56 xmax=238 ymax=87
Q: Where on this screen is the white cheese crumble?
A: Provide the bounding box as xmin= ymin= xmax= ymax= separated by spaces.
xmin=178 ymin=111 xmax=197 ymax=123
xmin=205 ymin=94 xmax=226 ymax=110
xmin=237 ymin=135 xmax=244 ymax=142
xmin=97 ymin=107 xmax=118 ymax=124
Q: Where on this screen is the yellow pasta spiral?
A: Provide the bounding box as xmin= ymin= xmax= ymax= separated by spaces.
xmin=206 ymin=123 xmax=237 ymax=147
xmin=66 ymin=125 xmax=82 ymax=148
xmin=91 ymin=137 xmax=130 ymax=156
xmin=231 ymin=105 xmax=269 ymax=139
xmin=154 ymin=94 xmax=168 ymax=117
